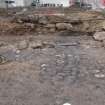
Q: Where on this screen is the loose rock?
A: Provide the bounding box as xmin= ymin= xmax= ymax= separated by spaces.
xmin=39 ymin=16 xmax=48 ymax=25
xmin=19 ymin=15 xmax=39 ymax=23
xmin=45 ymin=24 xmax=56 ymax=28
xmin=0 ymin=41 xmax=7 ymax=47
xmin=93 ymin=31 xmax=105 ymax=41
xmin=17 ymin=40 xmax=28 ymax=50
xmin=63 ymin=103 xmax=71 ymax=105
xmin=29 ymin=41 xmax=43 ymax=49
xmin=56 ymin=23 xmax=72 ymax=30
xmin=102 ymin=21 xmax=105 ymax=30
xmin=94 ymin=73 xmax=105 ymax=79
xmin=82 ymin=21 xmax=89 ymax=31
xmin=25 ymin=23 xmax=35 ymax=29
xmin=0 ymin=55 xmax=9 ymax=64
xmin=49 ymin=28 xmax=56 ymax=33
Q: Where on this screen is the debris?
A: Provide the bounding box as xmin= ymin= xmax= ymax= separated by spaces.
xmin=41 ymin=64 xmax=47 ymax=71
xmin=25 ymin=23 xmax=35 ymax=29
xmin=0 ymin=55 xmax=10 ymax=65
xmin=0 ymin=41 xmax=7 ymax=47
xmin=94 ymin=73 xmax=105 ymax=79
xmin=39 ymin=16 xmax=48 ymax=25
xmin=57 ymin=42 xmax=78 ymax=46
xmin=50 ymin=28 xmax=56 ymax=32
xmin=22 ymin=8 xmax=28 ymax=12
xmin=63 ymin=103 xmax=71 ymax=105
xmin=102 ymin=40 xmax=105 ymax=47
xmin=16 ymin=15 xmax=39 ymax=23
xmin=56 ymin=23 xmax=72 ymax=30
xmin=82 ymin=21 xmax=89 ymax=31
xmin=92 ymin=70 xmax=100 ymax=74
xmin=41 ymin=64 xmax=47 ymax=67
xmin=29 ymin=41 xmax=42 ymax=49
xmin=15 ymin=50 xmax=21 ymax=54
xmin=17 ymin=40 xmax=28 ymax=50
xmin=45 ymin=24 xmax=56 ymax=28
xmin=93 ymin=32 xmax=105 ymax=41
xmin=42 ymin=41 xmax=56 ymax=48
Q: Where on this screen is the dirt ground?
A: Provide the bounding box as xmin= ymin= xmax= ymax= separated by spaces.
xmin=0 ymin=8 xmax=105 ymax=105
xmin=0 ymin=33 xmax=105 ymax=105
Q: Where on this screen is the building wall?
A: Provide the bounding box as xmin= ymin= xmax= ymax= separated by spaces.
xmin=77 ymin=0 xmax=105 ymax=9
xmin=23 ymin=0 xmax=33 ymax=7
xmin=14 ymin=0 xmax=24 ymax=7
xmin=0 ymin=0 xmax=7 ymax=8
xmin=40 ymin=0 xmax=70 ymax=7
xmin=0 ymin=0 xmax=24 ymax=8
xmin=0 ymin=0 xmax=33 ymax=8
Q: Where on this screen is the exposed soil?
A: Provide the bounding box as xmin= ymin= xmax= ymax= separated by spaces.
xmin=0 ymin=8 xmax=105 ymax=105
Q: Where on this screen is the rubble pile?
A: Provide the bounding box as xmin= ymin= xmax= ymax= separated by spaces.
xmin=13 ymin=11 xmax=105 ymax=33
xmin=0 ymin=9 xmax=105 ymax=36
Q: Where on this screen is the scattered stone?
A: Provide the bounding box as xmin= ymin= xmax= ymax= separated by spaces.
xmin=17 ymin=19 xmax=23 ymax=23
xmin=63 ymin=103 xmax=71 ymax=105
xmin=0 ymin=41 xmax=7 ymax=47
xmin=22 ymin=8 xmax=28 ymax=12
xmin=15 ymin=50 xmax=21 ymax=54
xmin=56 ymin=23 xmax=72 ymax=30
xmin=93 ymin=32 xmax=105 ymax=41
xmin=17 ymin=40 xmax=28 ymax=50
xmin=0 ymin=55 xmax=10 ymax=65
xmin=41 ymin=64 xmax=47 ymax=67
xmin=30 ymin=41 xmax=42 ymax=49
xmin=42 ymin=28 xmax=48 ymax=33
xmin=57 ymin=42 xmax=78 ymax=46
xmin=45 ymin=24 xmax=56 ymax=28
xmin=66 ymin=24 xmax=73 ymax=30
xmin=39 ymin=16 xmax=48 ymax=25
xmin=41 ymin=64 xmax=47 ymax=71
xmin=49 ymin=28 xmax=56 ymax=33
xmin=102 ymin=21 xmax=105 ymax=30
xmin=92 ymin=70 xmax=100 ymax=74
xmin=102 ymin=40 xmax=105 ymax=47
xmin=25 ymin=23 xmax=35 ymax=29
xmin=82 ymin=21 xmax=89 ymax=31
xmin=43 ymin=41 xmax=56 ymax=48
xmin=94 ymin=73 xmax=105 ymax=79
xmin=36 ymin=27 xmax=41 ymax=32
xmin=18 ymin=15 xmax=39 ymax=23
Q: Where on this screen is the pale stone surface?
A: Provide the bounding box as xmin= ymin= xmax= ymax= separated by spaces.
xmin=93 ymin=32 xmax=105 ymax=41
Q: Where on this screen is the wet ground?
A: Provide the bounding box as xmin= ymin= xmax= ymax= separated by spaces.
xmin=0 ymin=33 xmax=105 ymax=105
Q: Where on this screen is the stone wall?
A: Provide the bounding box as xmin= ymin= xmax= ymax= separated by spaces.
xmin=1 ymin=11 xmax=105 ymax=35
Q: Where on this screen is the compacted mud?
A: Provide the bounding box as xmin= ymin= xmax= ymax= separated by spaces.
xmin=0 ymin=8 xmax=105 ymax=105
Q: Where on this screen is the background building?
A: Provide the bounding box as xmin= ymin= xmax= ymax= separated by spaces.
xmin=75 ymin=0 xmax=105 ymax=9
xmin=0 ymin=0 xmax=105 ymax=9
xmin=0 ymin=0 xmax=70 ymax=8
xmin=0 ymin=0 xmax=33 ymax=8
xmin=0 ymin=0 xmax=6 ymax=8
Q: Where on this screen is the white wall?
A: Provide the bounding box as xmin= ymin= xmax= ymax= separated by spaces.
xmin=14 ymin=0 xmax=24 ymax=7
xmin=81 ymin=0 xmax=105 ymax=9
xmin=40 ymin=0 xmax=70 ymax=7
xmin=23 ymin=0 xmax=33 ymax=7
xmin=0 ymin=0 xmax=6 ymax=8
xmin=60 ymin=0 xmax=70 ymax=7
